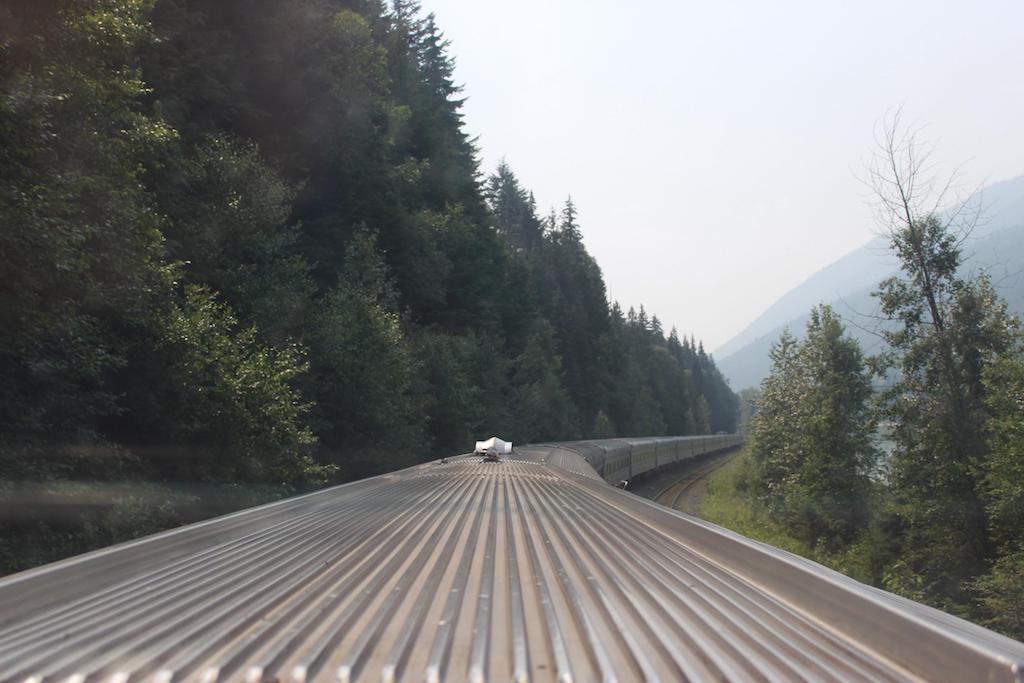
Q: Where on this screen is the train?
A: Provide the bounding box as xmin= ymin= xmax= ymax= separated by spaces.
xmin=6 ymin=428 xmax=1024 ymax=683
xmin=516 ymin=433 xmax=744 ymax=486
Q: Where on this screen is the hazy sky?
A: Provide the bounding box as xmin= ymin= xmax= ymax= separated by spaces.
xmin=425 ymin=0 xmax=1024 ymax=351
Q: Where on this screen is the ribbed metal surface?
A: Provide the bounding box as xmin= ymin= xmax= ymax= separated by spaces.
xmin=1 ymin=438 xmax=1022 ymax=683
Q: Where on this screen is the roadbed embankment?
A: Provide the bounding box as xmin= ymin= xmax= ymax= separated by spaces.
xmin=628 ymin=448 xmax=740 ymax=515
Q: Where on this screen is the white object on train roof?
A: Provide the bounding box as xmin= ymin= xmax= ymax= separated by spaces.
xmin=474 ymin=436 xmax=512 ymax=455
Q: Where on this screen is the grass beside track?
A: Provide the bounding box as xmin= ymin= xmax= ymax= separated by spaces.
xmin=699 ymin=447 xmax=878 ymax=585
xmin=653 ymin=450 xmax=739 ymax=514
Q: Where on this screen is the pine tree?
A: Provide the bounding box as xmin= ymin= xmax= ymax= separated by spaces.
xmin=0 ymin=0 xmax=741 ymax=572
xmin=511 ymin=321 xmax=576 ymax=442
xmin=558 ymin=196 xmax=582 ymax=244
xmin=306 ymin=230 xmax=423 ymax=478
xmin=590 ymin=410 xmax=617 ymax=439
xmin=486 ymin=161 xmax=544 ymax=251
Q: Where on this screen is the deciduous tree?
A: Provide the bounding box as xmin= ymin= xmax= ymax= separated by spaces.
xmin=750 ymin=307 xmax=876 ymax=547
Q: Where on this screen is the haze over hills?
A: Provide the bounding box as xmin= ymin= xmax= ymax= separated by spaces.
xmin=717 ymin=174 xmax=1024 ymax=390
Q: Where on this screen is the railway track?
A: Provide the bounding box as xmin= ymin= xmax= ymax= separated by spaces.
xmin=654 ymin=450 xmax=738 ymax=512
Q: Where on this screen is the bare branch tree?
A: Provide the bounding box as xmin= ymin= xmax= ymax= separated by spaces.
xmin=863 ymin=108 xmax=985 ymax=334
xmin=864 ymin=107 xmax=986 ymax=244
xmin=864 ymin=108 xmax=986 ymax=428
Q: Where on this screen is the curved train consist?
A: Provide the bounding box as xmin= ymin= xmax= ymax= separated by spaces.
xmin=1 ymin=433 xmax=1022 ymax=683
xmin=519 ymin=434 xmax=744 ymax=486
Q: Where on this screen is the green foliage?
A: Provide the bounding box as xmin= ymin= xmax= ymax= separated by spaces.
xmin=0 ymin=0 xmax=739 ymax=574
xmin=876 ymin=213 xmax=1019 ymax=607
xmin=416 ymin=330 xmax=512 ymax=454
xmin=590 ymin=410 xmax=616 ymax=439
xmin=0 ymin=0 xmax=171 ymax=478
xmin=702 ymin=450 xmax=828 ymax=561
xmin=737 ymin=387 xmax=760 ymax=432
xmin=693 ymin=396 xmax=712 ymax=435
xmin=750 ymin=306 xmax=877 ymax=548
xmin=486 ymin=166 xmax=737 ymax=439
xmin=714 ymin=203 xmax=1024 ymax=634
xmin=705 ymin=449 xmax=901 ymax=593
xmin=981 ymin=342 xmax=1024 ymax=549
xmin=153 ymin=285 xmax=327 ymax=486
xmin=511 ymin=321 xmax=577 ymax=442
xmin=972 ymin=548 xmax=1024 ymax=640
xmin=974 ymin=340 xmax=1024 ymax=639
xmin=151 ymin=134 xmax=314 ymax=343
xmin=82 ymin=491 xmax=189 ymax=548
xmin=306 ymin=230 xmax=423 ymax=478
xmin=486 ymin=161 xmax=544 ymax=252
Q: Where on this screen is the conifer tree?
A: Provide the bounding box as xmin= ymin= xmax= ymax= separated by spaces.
xmin=0 ymin=0 xmax=741 ymax=573
xmin=511 ymin=321 xmax=577 ymax=441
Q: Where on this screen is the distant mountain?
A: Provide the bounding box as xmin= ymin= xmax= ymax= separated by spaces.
xmin=717 ymin=174 xmax=1024 ymax=390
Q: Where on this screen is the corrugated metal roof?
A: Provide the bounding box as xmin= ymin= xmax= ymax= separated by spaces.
xmin=1 ymin=441 xmax=1022 ymax=683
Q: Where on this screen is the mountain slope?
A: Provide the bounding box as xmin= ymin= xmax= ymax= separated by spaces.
xmin=717 ymin=174 xmax=1024 ymax=389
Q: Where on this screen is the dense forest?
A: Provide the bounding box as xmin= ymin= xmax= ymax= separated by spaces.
xmin=0 ymin=0 xmax=736 ymax=572
xmin=707 ymin=124 xmax=1024 ymax=639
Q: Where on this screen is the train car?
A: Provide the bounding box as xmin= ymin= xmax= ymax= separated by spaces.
xmin=629 ymin=439 xmax=657 ymax=478
xmin=682 ymin=436 xmax=695 ymax=461
xmin=602 ymin=445 xmax=631 ymax=485
xmin=655 ymin=439 xmax=673 ymax=468
xmin=556 ymin=434 xmax=744 ymax=486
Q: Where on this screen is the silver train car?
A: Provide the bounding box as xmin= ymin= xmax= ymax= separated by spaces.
xmin=4 ymin=432 xmax=1024 ymax=683
xmin=519 ymin=433 xmax=744 ymax=486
